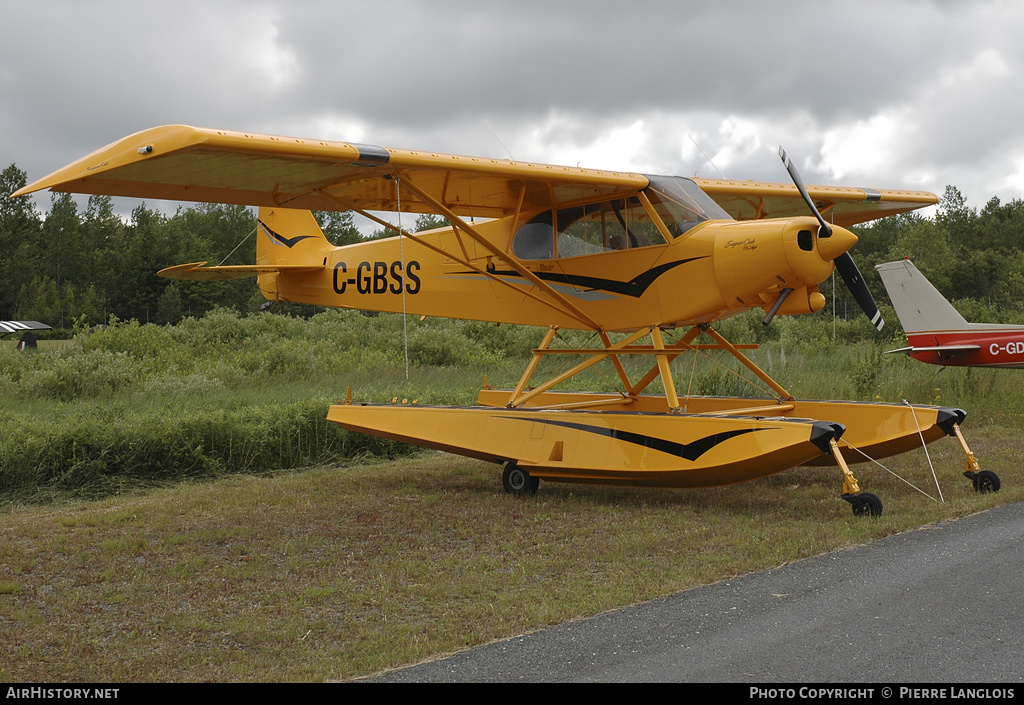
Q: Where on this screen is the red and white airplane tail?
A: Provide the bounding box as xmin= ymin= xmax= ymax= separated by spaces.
xmin=876 ymin=258 xmax=1024 ymax=368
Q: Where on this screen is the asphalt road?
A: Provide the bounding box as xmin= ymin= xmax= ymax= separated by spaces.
xmin=369 ymin=502 xmax=1024 ymax=683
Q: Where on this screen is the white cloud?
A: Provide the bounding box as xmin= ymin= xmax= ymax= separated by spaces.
xmin=528 ymin=116 xmax=654 ymax=173
xmin=711 ymin=117 xmax=764 ymax=174
xmin=819 ymin=111 xmax=907 ymax=181
xmin=235 ymin=10 xmax=301 ymax=93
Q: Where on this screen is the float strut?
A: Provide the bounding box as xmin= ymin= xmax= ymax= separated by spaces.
xmin=830 ymin=438 xmax=861 ymax=496
xmin=950 ymin=422 xmax=980 ymax=475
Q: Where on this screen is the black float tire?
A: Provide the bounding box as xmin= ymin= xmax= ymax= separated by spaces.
xmin=974 ymin=470 xmax=1001 ymax=493
xmin=502 ymin=462 xmax=538 ymax=496
xmin=851 ymin=492 xmax=883 ymax=517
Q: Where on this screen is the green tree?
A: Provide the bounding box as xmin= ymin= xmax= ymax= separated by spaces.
xmin=17 ymin=276 xmax=60 ymax=324
xmin=40 ymin=193 xmax=81 ymax=288
xmin=79 ymin=195 xmax=122 ymax=290
xmin=936 ymin=185 xmax=976 ymax=251
xmin=168 ymin=204 xmax=257 ymax=313
xmin=415 ymin=214 xmax=450 ymax=232
xmin=156 ymin=282 xmax=184 ymax=324
xmin=102 ymin=204 xmax=167 ymax=316
xmin=314 ymin=210 xmax=363 ymax=246
xmin=884 ymin=217 xmax=954 ymax=294
xmin=64 ymin=282 xmax=104 ymax=325
xmin=0 ymin=165 xmax=42 ymax=315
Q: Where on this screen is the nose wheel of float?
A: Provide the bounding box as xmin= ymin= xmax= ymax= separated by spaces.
xmin=502 ymin=462 xmax=540 ymax=496
xmin=843 ymin=492 xmax=883 ymax=517
xmin=964 ymin=469 xmax=1001 ymax=493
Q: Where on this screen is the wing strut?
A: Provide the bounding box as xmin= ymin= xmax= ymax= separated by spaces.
xmin=393 ymin=175 xmax=603 ymax=331
xmin=315 ymin=188 xmax=601 ymax=330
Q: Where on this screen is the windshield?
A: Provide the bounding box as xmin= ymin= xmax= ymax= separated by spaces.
xmin=641 ymin=175 xmax=731 ymax=237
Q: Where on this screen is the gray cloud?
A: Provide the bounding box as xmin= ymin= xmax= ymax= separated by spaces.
xmin=3 ymin=0 xmax=1023 ymax=214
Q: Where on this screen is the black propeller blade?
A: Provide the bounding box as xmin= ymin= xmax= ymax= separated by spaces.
xmin=778 ymin=146 xmax=883 ymax=331
xmin=834 ymin=252 xmax=883 ymax=331
xmin=778 ymin=147 xmax=832 ymax=237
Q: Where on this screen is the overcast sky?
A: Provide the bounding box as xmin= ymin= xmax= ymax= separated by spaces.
xmin=3 ymin=0 xmax=1023 ymax=219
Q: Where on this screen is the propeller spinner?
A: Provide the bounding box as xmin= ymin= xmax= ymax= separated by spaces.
xmin=778 ymin=147 xmax=884 ymax=331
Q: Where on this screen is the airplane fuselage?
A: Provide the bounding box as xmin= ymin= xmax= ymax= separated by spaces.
xmin=264 ymin=211 xmax=850 ymax=332
xmin=906 ymin=328 xmax=1024 ymax=368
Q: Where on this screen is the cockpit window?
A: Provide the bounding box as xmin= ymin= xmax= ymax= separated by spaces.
xmin=511 ymin=176 xmax=730 ymax=260
xmin=557 ymin=198 xmax=667 ymax=258
xmin=511 ymin=211 xmax=554 ymax=259
xmin=513 ymin=197 xmax=667 ymax=260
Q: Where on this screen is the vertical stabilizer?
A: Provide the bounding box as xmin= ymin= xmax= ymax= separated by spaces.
xmin=875 ymin=259 xmax=968 ymax=334
xmin=256 ymin=207 xmax=332 ymax=300
xmin=257 ymin=207 xmax=331 ymax=266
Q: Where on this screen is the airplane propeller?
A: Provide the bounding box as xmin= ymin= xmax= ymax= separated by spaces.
xmin=778 ymin=147 xmax=884 ymax=331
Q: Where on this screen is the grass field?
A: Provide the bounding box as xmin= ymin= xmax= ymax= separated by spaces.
xmin=1 ymin=310 xmax=1021 ymax=681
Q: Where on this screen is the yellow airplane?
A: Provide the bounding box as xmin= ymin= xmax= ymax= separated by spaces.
xmin=12 ymin=124 xmax=993 ymax=516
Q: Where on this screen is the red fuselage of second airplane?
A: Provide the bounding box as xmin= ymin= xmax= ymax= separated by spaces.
xmin=907 ymin=330 xmax=1024 ymax=368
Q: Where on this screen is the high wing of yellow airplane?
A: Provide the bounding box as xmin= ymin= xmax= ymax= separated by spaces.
xmin=14 ymin=124 xmax=933 ymax=223
xmin=15 ymin=125 xmax=992 ymax=516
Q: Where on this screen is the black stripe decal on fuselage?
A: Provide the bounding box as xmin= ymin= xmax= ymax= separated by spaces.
xmin=504 ymin=417 xmax=764 ymax=462
xmin=464 ymin=257 xmax=706 ymax=299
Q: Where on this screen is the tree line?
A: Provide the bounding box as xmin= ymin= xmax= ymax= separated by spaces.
xmin=841 ymin=185 xmax=1024 ymax=326
xmin=0 ymin=164 xmax=448 ymax=330
xmin=3 ymin=160 xmax=1022 ymax=332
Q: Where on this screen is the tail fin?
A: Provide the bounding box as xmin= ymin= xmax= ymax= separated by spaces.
xmin=256 ymin=207 xmax=332 ymax=266
xmin=875 ymin=259 xmax=968 ymax=334
xmin=255 ymin=207 xmax=332 ymax=301
xmin=158 ymin=207 xmax=328 ymax=286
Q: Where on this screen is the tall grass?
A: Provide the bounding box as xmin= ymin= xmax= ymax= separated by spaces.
xmin=0 ymin=309 xmax=540 ymax=503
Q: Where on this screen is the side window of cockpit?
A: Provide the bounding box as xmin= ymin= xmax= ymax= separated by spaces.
xmin=556 ymin=199 xmax=665 ymax=258
xmin=512 ymin=198 xmax=669 ymax=260
xmin=608 ymin=198 xmax=666 ymax=251
xmin=512 ymin=213 xmax=554 ymax=260
xmin=643 ymin=188 xmax=701 ymax=238
xmin=556 ymin=204 xmax=614 ymax=257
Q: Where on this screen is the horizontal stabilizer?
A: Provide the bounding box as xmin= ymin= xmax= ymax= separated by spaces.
xmin=886 ymin=344 xmax=981 ymax=356
xmin=157 ymin=262 xmax=324 ymax=281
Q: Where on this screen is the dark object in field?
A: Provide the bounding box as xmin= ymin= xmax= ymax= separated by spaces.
xmin=17 ymin=331 xmax=37 ymax=350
